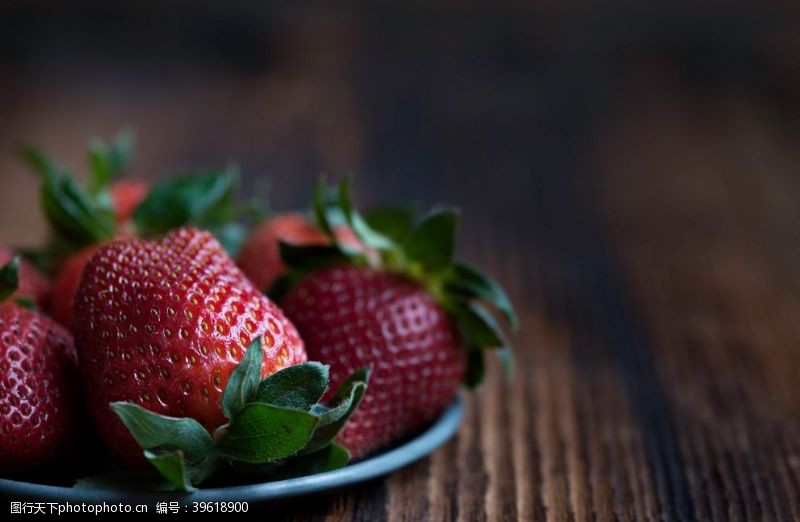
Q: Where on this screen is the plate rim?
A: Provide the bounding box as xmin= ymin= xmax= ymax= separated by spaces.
xmin=0 ymin=396 xmax=464 ymax=503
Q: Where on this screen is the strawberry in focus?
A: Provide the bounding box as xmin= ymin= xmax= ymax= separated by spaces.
xmin=73 ymin=228 xmax=306 ymax=466
xmin=0 ymin=259 xmax=81 ymax=473
xmin=275 ymin=181 xmax=517 ymax=459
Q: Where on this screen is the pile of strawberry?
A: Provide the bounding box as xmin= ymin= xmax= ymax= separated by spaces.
xmin=0 ymin=133 xmax=515 ymax=491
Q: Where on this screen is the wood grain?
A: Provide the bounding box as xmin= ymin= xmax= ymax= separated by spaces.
xmin=1 ymin=4 xmax=799 ymax=520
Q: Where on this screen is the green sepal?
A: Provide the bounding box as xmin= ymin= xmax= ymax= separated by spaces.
xmin=17 ymin=146 xmax=59 ymax=178
xmin=335 ymin=178 xmax=396 ymax=251
xmin=271 ymin=443 xmax=350 ymax=478
xmin=402 ymin=208 xmax=459 ymax=273
xmin=446 ymin=261 xmax=518 ymax=330
xmin=464 ymin=350 xmax=486 ymax=388
xmin=133 ymin=168 xmax=240 ymax=238
xmin=363 ymin=206 xmax=416 ymax=243
xmin=87 ymin=130 xmax=135 ymax=196
xmin=0 ymin=257 xmax=20 ymax=302
xmin=453 ymin=302 xmax=506 ymax=349
xmin=222 ymin=337 xmax=263 ymax=419
xmin=303 ymin=367 xmax=370 ymax=454
xmin=110 ymin=341 xmax=370 ymax=490
xmin=144 ymin=449 xmax=196 ymax=492
xmin=219 ymin=403 xmax=319 ymax=463
xmin=19 ymin=142 xmax=120 ymax=250
xmin=279 ymin=178 xmax=519 ymax=387
xmin=256 ymin=362 xmax=329 ymax=411
xmin=39 ymin=167 xmax=117 ymax=248
xmin=110 ymin=402 xmax=214 ymax=466
xmin=278 ymin=241 xmax=351 ymax=271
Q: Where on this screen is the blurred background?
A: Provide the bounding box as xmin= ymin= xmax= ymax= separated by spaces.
xmin=3 ymin=3 xmax=800 ymax=518
xmin=1 ymin=3 xmax=798 ymax=248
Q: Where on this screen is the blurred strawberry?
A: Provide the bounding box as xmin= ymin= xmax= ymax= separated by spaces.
xmin=110 ymin=179 xmax=149 ymax=225
xmin=48 ymin=245 xmax=99 ymax=329
xmin=0 ymin=258 xmax=81 ymax=473
xmin=238 ymin=212 xmax=367 ymax=292
xmin=0 ymin=247 xmax=48 ymax=307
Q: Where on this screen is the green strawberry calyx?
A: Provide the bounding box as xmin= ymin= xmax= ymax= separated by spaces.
xmin=80 ymin=339 xmax=369 ymax=493
xmin=0 ymin=257 xmax=35 ymax=309
xmin=270 ymin=179 xmax=518 ymax=387
xmin=19 ymin=132 xmax=258 ymax=275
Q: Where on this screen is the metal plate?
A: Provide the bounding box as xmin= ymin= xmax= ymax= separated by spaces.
xmin=0 ymin=397 xmax=463 ymax=504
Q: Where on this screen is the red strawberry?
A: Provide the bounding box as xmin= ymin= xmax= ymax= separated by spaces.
xmin=110 ymin=179 xmax=149 ymax=225
xmin=282 ymin=266 xmax=465 ymax=457
xmin=73 ymin=228 xmax=306 ymax=466
xmin=48 ymin=245 xmax=100 ymax=329
xmin=0 ymin=260 xmax=80 ymax=473
xmin=237 ymin=213 xmax=328 ymax=291
xmin=0 ymin=247 xmax=49 ymax=307
xmin=238 ymin=212 xmax=368 ymax=291
xmin=276 ymin=181 xmax=517 ymax=459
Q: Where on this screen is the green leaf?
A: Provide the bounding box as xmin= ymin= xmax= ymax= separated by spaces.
xmin=446 ymin=261 xmax=518 ymax=329
xmin=110 ymin=402 xmax=213 ymax=465
xmin=87 ymin=130 xmax=135 ymax=196
xmin=133 ymin=169 xmax=238 ymax=236
xmin=464 ymin=350 xmax=485 ymax=388
xmin=74 ymin=471 xmax=178 ymax=492
xmin=273 ymin=443 xmax=350 ymax=478
xmin=222 ymin=338 xmax=263 ymax=420
xmin=403 ymin=208 xmax=459 ymax=272
xmin=363 ymin=206 xmax=416 ymax=243
xmin=303 ymin=367 xmax=370 ymax=454
xmin=312 ymin=178 xmax=335 ymax=238
xmin=219 ymin=403 xmax=318 ymax=463
xmin=455 ymin=302 xmax=506 ymax=349
xmin=336 ymin=178 xmax=396 ymax=251
xmin=278 ymin=241 xmax=350 ymax=270
xmin=17 ymin=146 xmax=60 ymax=178
xmin=256 ymin=362 xmax=329 ymax=411
xmin=209 ymin=221 xmax=248 ymax=258
xmin=40 ymin=172 xmax=117 ymax=247
xmin=144 ymin=449 xmax=196 ymax=492
xmin=0 ymin=257 xmax=20 ymax=302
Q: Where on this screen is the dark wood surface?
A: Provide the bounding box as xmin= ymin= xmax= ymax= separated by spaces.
xmin=2 ymin=5 xmax=800 ymax=520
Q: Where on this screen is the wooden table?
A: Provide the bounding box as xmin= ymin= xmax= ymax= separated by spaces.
xmin=1 ymin=5 xmax=799 ymax=520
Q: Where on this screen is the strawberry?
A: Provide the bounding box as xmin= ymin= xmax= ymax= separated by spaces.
xmin=0 ymin=258 xmax=81 ymax=473
xmin=110 ymin=179 xmax=149 ymax=225
xmin=275 ymin=180 xmax=517 ymax=458
xmin=73 ymin=228 xmax=368 ymax=491
xmin=237 ymin=213 xmax=329 ymax=291
xmin=73 ymin=228 xmax=306 ymax=465
xmin=22 ymin=134 xmax=251 ymax=327
xmin=48 ymin=245 xmax=100 ymax=329
xmin=0 ymin=247 xmax=49 ymax=307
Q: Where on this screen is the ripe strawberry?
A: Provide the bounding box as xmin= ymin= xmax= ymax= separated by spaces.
xmin=73 ymin=228 xmax=307 ymax=466
xmin=0 ymin=247 xmax=49 ymax=307
xmin=237 ymin=213 xmax=328 ymax=291
xmin=282 ymin=266 xmax=465 ymax=457
xmin=238 ymin=212 xmax=366 ymax=292
xmin=110 ymin=179 xmax=149 ymax=225
xmin=276 ymin=181 xmax=517 ymax=459
xmin=0 ymin=258 xmax=81 ymax=473
xmin=48 ymin=245 xmax=100 ymax=329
